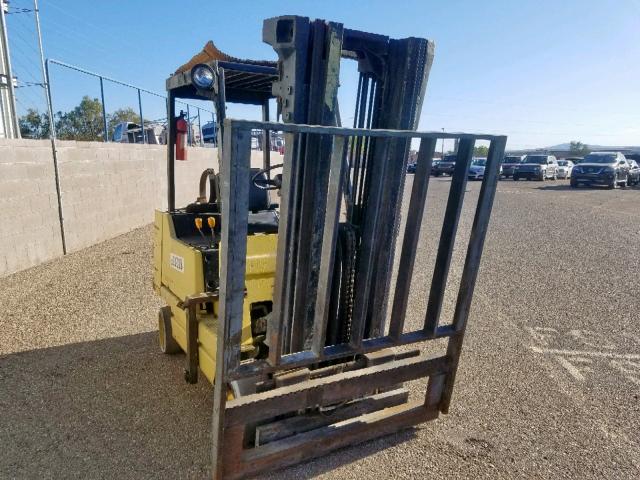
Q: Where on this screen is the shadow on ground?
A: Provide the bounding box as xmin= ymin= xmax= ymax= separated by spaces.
xmin=0 ymin=333 xmax=416 ymax=479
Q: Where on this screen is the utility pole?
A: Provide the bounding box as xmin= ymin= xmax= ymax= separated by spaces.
xmin=441 ymin=127 xmax=445 ymax=158
xmin=0 ymin=0 xmax=20 ymax=138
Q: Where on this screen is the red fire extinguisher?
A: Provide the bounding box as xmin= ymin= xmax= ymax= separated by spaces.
xmin=175 ymin=111 xmax=188 ymax=161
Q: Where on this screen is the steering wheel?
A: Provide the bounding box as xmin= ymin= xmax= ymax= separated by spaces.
xmin=252 ymin=163 xmax=283 ymax=190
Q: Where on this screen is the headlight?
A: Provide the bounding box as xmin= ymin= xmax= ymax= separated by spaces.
xmin=572 ymin=167 xmax=581 ymax=174
xmin=191 ymin=64 xmax=215 ymax=89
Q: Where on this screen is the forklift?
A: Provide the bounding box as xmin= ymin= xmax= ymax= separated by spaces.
xmin=153 ymin=15 xmax=506 ymax=479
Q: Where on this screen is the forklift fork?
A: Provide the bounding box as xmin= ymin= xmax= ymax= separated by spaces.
xmin=210 ymin=119 xmax=506 ymax=479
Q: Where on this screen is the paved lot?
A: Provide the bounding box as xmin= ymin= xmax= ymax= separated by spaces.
xmin=1 ymin=178 xmax=639 ymax=479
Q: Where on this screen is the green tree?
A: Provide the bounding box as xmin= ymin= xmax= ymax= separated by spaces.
xmin=55 ymin=96 xmax=105 ymax=141
xmin=474 ymin=145 xmax=489 ymax=157
xmin=19 ymin=108 xmax=50 ymax=139
xmin=18 ymin=100 xmax=150 ymax=142
xmin=569 ymin=141 xmax=589 ymax=156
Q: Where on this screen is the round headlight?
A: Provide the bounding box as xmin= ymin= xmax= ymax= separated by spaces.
xmin=191 ymin=64 xmax=214 ymax=89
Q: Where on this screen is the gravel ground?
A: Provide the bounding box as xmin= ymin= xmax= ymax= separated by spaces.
xmin=1 ymin=178 xmax=639 ymax=479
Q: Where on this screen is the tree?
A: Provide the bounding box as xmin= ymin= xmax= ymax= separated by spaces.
xmin=19 ymin=108 xmax=50 ymax=139
xmin=18 ymin=100 xmax=149 ymax=142
xmin=55 ymin=96 xmax=105 ymax=141
xmin=569 ymin=141 xmax=589 ymax=156
xmin=474 ymin=145 xmax=489 ymax=157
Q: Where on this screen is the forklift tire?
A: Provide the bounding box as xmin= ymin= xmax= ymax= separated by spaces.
xmin=158 ymin=306 xmax=181 ymax=354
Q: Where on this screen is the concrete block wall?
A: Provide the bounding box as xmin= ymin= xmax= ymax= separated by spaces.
xmin=0 ymin=138 xmax=282 ymax=277
xmin=55 ymin=141 xmax=167 ymax=252
xmin=0 ymin=139 xmax=64 ymax=276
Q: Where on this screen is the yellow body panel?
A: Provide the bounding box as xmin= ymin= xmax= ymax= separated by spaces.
xmin=153 ymin=210 xmax=277 ymax=383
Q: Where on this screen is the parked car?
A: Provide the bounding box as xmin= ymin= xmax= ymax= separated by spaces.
xmin=468 ymin=157 xmax=487 ymax=180
xmin=512 ymin=154 xmax=558 ymax=181
xmin=627 ymin=159 xmax=640 ymax=186
xmin=556 ymin=159 xmax=575 ymax=179
xmin=112 ymin=121 xmax=166 ymax=144
xmin=407 ymin=162 xmax=417 ymax=174
xmin=432 ymin=154 xmax=458 ymax=176
xmin=566 ymin=156 xmax=583 ymax=165
xmin=570 ymin=151 xmax=630 ymax=188
xmin=201 ymin=121 xmax=217 ymax=144
xmin=501 ymin=155 xmax=523 ymax=178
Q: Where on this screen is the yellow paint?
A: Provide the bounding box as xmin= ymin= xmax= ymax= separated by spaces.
xmin=153 ymin=210 xmax=277 ymax=384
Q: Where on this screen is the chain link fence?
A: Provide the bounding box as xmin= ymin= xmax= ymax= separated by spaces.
xmin=39 ymin=59 xmax=215 ymax=145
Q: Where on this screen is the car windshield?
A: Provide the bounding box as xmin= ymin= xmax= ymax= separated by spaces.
xmin=504 ymin=157 xmax=521 ymax=163
xmin=443 ymin=155 xmax=457 ymax=163
xmin=524 ymin=156 xmax=548 ymax=165
xmin=472 ymin=159 xmax=486 ymax=166
xmin=558 ymin=160 xmax=568 ymax=166
xmin=583 ymin=154 xmax=617 ymax=164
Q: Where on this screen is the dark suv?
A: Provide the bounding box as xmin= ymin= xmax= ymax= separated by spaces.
xmin=501 ymin=155 xmax=523 ymax=178
xmin=627 ymin=160 xmax=640 ymax=186
xmin=432 ymin=154 xmax=458 ymax=176
xmin=570 ymin=152 xmax=630 ymax=188
xmin=513 ymin=154 xmax=558 ymax=181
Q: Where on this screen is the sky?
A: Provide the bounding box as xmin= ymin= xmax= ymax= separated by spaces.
xmin=7 ymin=0 xmax=640 ymax=149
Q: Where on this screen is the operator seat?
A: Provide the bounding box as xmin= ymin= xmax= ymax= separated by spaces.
xmin=185 ymin=168 xmax=278 ymax=234
xmin=246 ymin=169 xmax=279 ymax=234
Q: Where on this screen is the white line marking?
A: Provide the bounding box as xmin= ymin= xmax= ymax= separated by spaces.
xmin=609 ymin=360 xmax=640 ymax=386
xmin=530 ymin=346 xmax=640 ymax=360
xmin=555 ymin=356 xmax=593 ymax=382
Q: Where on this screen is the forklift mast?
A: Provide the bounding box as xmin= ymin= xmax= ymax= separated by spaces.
xmin=262 ymin=16 xmax=435 ymax=354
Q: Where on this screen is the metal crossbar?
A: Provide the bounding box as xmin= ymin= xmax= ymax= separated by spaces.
xmin=211 ymin=118 xmax=506 ymax=479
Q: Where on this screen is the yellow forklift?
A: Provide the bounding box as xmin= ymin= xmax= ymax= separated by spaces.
xmin=153 ymin=39 xmax=281 ymax=384
xmin=153 ymin=15 xmax=506 ymax=479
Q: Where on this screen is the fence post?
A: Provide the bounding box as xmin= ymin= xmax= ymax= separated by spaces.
xmin=186 ymin=104 xmax=191 ymax=146
xmin=137 ymin=88 xmax=145 ymax=143
xmin=197 ymin=107 xmax=202 ymax=146
xmin=99 ymin=76 xmax=108 ymax=142
xmin=43 ymin=59 xmax=67 ymax=255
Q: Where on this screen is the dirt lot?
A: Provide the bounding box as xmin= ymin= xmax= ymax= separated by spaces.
xmin=1 ymin=178 xmax=639 ymax=479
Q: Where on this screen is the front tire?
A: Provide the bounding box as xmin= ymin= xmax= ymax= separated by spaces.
xmin=570 ymin=179 xmax=578 ymax=188
xmin=513 ymin=175 xmax=519 ymax=181
xmin=159 ymin=306 xmax=181 ymax=354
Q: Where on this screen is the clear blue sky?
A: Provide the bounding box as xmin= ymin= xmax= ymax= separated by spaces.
xmin=8 ymin=0 xmax=640 ymax=149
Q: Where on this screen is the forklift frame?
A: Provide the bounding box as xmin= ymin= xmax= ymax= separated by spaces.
xmin=211 ymin=118 xmax=506 ymax=479
xmin=165 ymin=60 xmax=278 ymax=212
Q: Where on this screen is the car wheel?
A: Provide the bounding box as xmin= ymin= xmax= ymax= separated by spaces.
xmin=570 ymin=180 xmax=578 ymax=188
xmin=513 ymin=176 xmax=519 ymax=181
xmin=434 ymin=172 xmax=441 ymax=177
